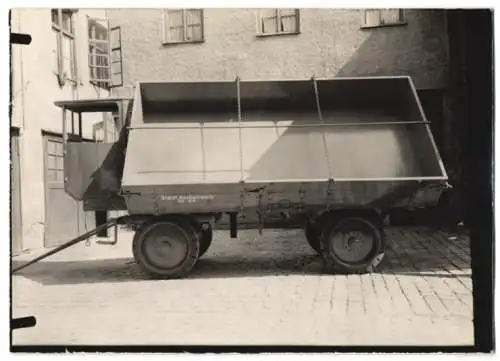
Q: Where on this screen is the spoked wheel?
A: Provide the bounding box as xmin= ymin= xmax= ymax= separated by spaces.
xmin=305 ymin=220 xmax=321 ymax=254
xmin=132 ymin=218 xmax=200 ymax=279
xmin=320 ymin=217 xmax=385 ymax=274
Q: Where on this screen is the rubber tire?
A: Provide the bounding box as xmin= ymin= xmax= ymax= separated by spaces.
xmin=305 ymin=221 xmax=321 ymax=254
xmin=132 ymin=217 xmax=200 ymax=279
xmin=319 ymin=217 xmax=385 ymax=274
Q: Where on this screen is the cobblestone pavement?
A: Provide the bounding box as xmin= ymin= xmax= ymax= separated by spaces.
xmin=11 ymin=226 xmax=473 ymax=346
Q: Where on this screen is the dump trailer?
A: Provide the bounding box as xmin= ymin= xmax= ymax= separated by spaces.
xmin=32 ymin=76 xmax=448 ymax=279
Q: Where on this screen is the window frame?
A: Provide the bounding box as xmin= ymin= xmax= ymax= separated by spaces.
xmin=51 ymin=8 xmax=78 ymax=84
xmin=87 ymin=17 xmax=124 ymax=90
xmin=88 ymin=18 xmax=110 ymax=90
xmin=360 ymin=9 xmax=407 ymax=29
xmin=256 ymin=8 xmax=301 ymax=37
xmin=161 ymin=9 xmax=205 ymax=45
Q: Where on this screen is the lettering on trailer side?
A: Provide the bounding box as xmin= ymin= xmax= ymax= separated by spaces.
xmin=160 ymin=194 xmax=215 ymax=204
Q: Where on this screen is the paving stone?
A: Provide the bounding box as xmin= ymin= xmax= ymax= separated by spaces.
xmin=12 ymin=226 xmax=473 ymax=346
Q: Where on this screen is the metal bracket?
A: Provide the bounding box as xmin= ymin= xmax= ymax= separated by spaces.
xmin=326 ymin=178 xmax=335 ymax=210
xmin=266 ymin=183 xmax=274 ymax=215
xmin=239 ymin=182 xmax=246 ymax=220
xmin=96 ymin=222 xmax=119 ymax=245
xmin=152 ymin=190 xmax=160 ymax=215
xmin=298 ymin=183 xmax=306 ymax=213
xmin=257 ymin=189 xmax=266 ymax=235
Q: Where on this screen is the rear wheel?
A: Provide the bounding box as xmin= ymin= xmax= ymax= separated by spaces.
xmin=319 ymin=217 xmax=385 ymax=274
xmin=132 ymin=218 xmax=200 ymax=279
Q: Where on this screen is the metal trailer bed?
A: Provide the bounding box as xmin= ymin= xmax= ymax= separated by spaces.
xmin=13 ymin=76 xmax=449 ymax=278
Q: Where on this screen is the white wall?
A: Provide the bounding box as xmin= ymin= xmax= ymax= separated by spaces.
xmin=11 ymin=8 xmax=112 ymax=250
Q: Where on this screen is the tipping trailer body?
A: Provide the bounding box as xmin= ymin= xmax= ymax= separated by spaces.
xmin=43 ymin=76 xmax=450 ymax=278
xmin=121 ymin=76 xmax=447 ymax=218
xmin=59 ymin=77 xmax=447 ymax=217
xmin=58 ymin=76 xmax=447 ymax=219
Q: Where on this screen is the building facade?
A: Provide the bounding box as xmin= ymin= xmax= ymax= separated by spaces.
xmin=106 ymin=9 xmax=449 ymax=86
xmin=10 ymin=8 xmax=119 ymax=253
xmin=106 ymin=7 xmax=453 ymax=167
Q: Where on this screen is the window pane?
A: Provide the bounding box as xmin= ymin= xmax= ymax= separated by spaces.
xmin=52 ymin=31 xmax=59 ymax=73
xmin=62 ymin=12 xmax=73 ymax=33
xmin=57 ymin=156 xmax=64 ymax=170
xmin=89 ymin=47 xmax=97 ymax=78
xmin=54 ymin=142 xmax=63 ymax=156
xmin=168 ymin=27 xmax=184 ymax=42
xmin=364 ymin=9 xmax=381 ymax=27
xmin=280 ymin=15 xmax=297 ymax=33
xmin=47 ymin=156 xmax=57 ymax=169
xmin=111 ymin=49 xmax=121 ymax=62
xmin=186 ymin=9 xmax=202 ymax=26
xmin=111 ymin=54 xmax=122 ymax=85
xmin=51 ymin=9 xmax=59 ymax=25
xmin=62 ymin=35 xmax=73 ymax=77
xmin=381 ymin=9 xmax=402 ymax=23
xmin=57 ymin=169 xmax=64 ymax=182
xmin=261 ymin=17 xmax=277 ymax=34
xmin=110 ymin=27 xmax=120 ymax=49
xmin=167 ymin=9 xmax=184 ymax=27
xmin=186 ymin=24 xmax=202 ymax=41
xmin=47 ymin=140 xmax=54 ymax=154
xmin=49 ymin=141 xmax=57 ymax=154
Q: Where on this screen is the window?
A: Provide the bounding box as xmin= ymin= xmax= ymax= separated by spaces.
xmin=88 ymin=17 xmax=123 ymax=89
xmin=52 ymin=9 xmax=77 ymax=84
xmin=162 ymin=9 xmax=204 ymax=44
xmin=257 ymin=9 xmax=300 ymax=36
xmin=361 ymin=9 xmax=406 ymax=28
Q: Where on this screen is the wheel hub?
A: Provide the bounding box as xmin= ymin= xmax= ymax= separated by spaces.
xmin=331 ymin=228 xmax=374 ymax=264
xmin=143 ymin=224 xmax=189 ymax=269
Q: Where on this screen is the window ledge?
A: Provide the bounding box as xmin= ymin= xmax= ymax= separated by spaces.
xmin=360 ymin=21 xmax=408 ymax=30
xmin=256 ymin=31 xmax=301 ymax=38
xmin=161 ymin=39 xmax=205 ymax=46
xmin=90 ymin=80 xmax=111 ymax=90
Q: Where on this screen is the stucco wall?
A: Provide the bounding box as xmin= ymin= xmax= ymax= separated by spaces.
xmin=11 ymin=9 xmax=110 ymax=250
xmin=107 ymin=8 xmax=449 ymax=90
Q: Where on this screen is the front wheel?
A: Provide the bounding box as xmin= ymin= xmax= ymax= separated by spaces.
xmin=132 ymin=218 xmax=200 ymax=279
xmin=319 ymin=217 xmax=385 ymax=274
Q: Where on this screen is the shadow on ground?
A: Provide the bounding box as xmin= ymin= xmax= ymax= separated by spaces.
xmin=12 ymin=227 xmax=471 ymax=286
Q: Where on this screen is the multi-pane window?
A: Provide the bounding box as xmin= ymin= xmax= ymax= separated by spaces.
xmin=88 ymin=19 xmax=110 ymax=89
xmin=361 ymin=9 xmax=406 ymax=28
xmin=257 ymin=9 xmax=300 ymax=36
xmin=51 ymin=9 xmax=76 ymax=83
xmin=88 ymin=18 xmax=123 ymax=89
xmin=162 ymin=9 xmax=204 ymax=44
xmin=45 ymin=138 xmax=65 ymax=184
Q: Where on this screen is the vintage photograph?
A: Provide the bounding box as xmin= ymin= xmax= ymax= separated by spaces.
xmin=9 ymin=7 xmax=493 ymax=352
